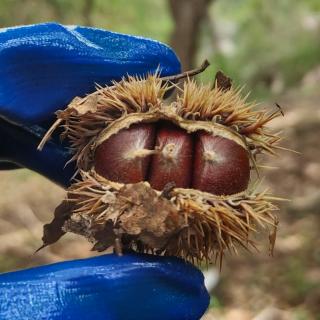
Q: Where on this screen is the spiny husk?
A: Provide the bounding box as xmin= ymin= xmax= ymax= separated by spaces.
xmin=39 ymin=74 xmax=282 ymax=174
xmin=42 ymin=171 xmax=279 ymax=265
xmin=38 ymin=71 xmax=283 ymax=264
xmin=178 ymin=81 xmax=283 ymax=156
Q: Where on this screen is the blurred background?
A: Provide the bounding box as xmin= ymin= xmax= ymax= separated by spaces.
xmin=0 ymin=0 xmax=319 ymax=319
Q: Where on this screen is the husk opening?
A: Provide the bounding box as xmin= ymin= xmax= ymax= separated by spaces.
xmin=38 ymin=69 xmax=283 ymax=265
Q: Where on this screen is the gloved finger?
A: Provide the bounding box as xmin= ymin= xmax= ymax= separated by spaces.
xmin=0 ymin=22 xmax=181 ymax=125
xmin=0 ymin=117 xmax=74 ymax=186
xmin=0 ymin=253 xmax=209 ymax=320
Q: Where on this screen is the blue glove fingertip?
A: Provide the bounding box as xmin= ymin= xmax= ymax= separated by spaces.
xmin=0 ymin=22 xmax=181 ymax=124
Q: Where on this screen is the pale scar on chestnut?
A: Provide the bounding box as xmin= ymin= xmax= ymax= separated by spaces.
xmin=94 ymin=120 xmax=250 ymax=196
xmin=37 ymin=64 xmax=283 ymax=264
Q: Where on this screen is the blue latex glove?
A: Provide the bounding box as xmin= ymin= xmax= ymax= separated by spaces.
xmin=0 ymin=23 xmax=209 ymax=319
xmin=0 ymin=254 xmax=208 ymax=320
xmin=0 ymin=22 xmax=181 ymax=186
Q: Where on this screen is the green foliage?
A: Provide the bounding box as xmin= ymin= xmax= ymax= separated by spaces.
xmin=209 ymin=296 xmax=223 ymax=309
xmin=0 ymin=0 xmax=172 ymax=43
xmin=93 ymin=0 xmax=172 ymax=42
xmin=0 ymin=0 xmax=319 ymax=97
xmin=203 ymin=0 xmax=320 ymax=98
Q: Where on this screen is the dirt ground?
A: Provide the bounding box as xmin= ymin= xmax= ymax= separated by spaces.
xmin=0 ymin=83 xmax=319 ymax=320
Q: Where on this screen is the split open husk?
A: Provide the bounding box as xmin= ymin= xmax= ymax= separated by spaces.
xmin=39 ymin=70 xmax=283 ymax=265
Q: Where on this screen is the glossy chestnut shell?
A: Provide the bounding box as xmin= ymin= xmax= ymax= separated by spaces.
xmin=94 ymin=121 xmax=250 ymax=195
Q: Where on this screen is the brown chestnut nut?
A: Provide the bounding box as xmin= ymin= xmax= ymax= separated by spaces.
xmin=94 ymin=123 xmax=155 ymax=184
xmin=94 ymin=121 xmax=250 ymax=196
xmin=148 ymin=122 xmax=193 ymax=191
xmin=193 ymin=131 xmax=250 ymax=195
